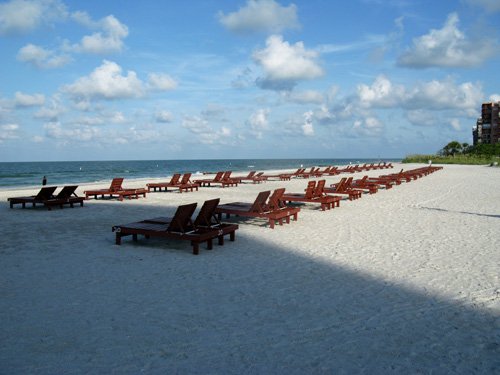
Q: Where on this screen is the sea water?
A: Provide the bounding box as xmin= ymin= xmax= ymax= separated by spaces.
xmin=0 ymin=158 xmax=399 ymax=188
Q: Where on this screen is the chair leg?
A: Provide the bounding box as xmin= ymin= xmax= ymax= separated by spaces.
xmin=192 ymin=242 xmax=199 ymax=255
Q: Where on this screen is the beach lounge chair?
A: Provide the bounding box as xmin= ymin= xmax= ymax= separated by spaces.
xmin=313 ymin=180 xmax=341 ymax=208
xmin=350 ymin=176 xmax=379 ymax=194
xmin=8 ymin=186 xmax=58 ymax=209
xmin=325 ymin=177 xmax=363 ymax=200
xmin=85 ymin=178 xmax=147 ymax=201
xmin=49 ymin=185 xmax=85 ymax=208
xmin=147 ymin=174 xmax=181 ymax=192
xmin=175 ymin=173 xmax=200 ymax=193
xmin=193 ymin=171 xmax=224 ymax=187
xmin=231 ymin=171 xmax=266 ymax=184
xmin=215 ymin=190 xmax=300 ymax=229
xmin=281 ymin=180 xmax=338 ymax=211
xmin=112 ymin=200 xmax=238 ymax=255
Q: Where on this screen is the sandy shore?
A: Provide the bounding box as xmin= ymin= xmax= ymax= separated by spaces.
xmin=1 ymin=163 xmax=499 ymax=373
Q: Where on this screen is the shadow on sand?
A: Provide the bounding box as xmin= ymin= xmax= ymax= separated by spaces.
xmin=1 ymin=198 xmax=499 ymax=374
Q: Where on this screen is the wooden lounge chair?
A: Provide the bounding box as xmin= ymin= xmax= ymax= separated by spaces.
xmin=48 ymin=185 xmax=85 ymax=208
xmin=112 ymin=200 xmax=238 ymax=255
xmin=216 ymin=171 xmax=239 ymax=188
xmin=325 ymin=177 xmax=362 ymax=200
xmin=147 ymin=174 xmax=181 ymax=192
xmin=350 ymin=176 xmax=379 ymax=194
xmin=8 ymin=186 xmax=58 ymax=209
xmin=215 ymin=190 xmax=300 ymax=229
xmin=85 ymin=178 xmax=147 ymax=201
xmin=175 ymin=173 xmax=199 ymax=193
xmin=282 ymin=180 xmax=338 ymax=211
xmin=193 ymin=171 xmax=224 ymax=187
xmin=231 ymin=171 xmax=266 ymax=184
xmin=313 ymin=180 xmax=341 ymax=208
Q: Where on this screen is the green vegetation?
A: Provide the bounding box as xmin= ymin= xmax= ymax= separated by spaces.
xmin=403 ymin=142 xmax=500 ymax=165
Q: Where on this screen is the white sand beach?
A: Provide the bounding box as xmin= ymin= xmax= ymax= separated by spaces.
xmin=1 ymin=163 xmax=499 ymax=373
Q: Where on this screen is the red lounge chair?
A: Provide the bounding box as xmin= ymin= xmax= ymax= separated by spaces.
xmin=324 ymin=177 xmax=362 ymax=200
xmin=282 ymin=180 xmax=338 ymax=211
xmin=350 ymin=176 xmax=379 ymax=194
xmin=84 ymin=178 xmax=147 ymax=201
xmin=215 ymin=190 xmax=300 ymax=229
xmin=193 ymin=171 xmax=224 ymax=187
xmin=147 ymin=174 xmax=181 ymax=192
xmin=112 ymin=200 xmax=238 ymax=255
xmin=215 ymin=171 xmax=239 ymax=188
xmin=231 ymin=171 xmax=266 ymax=184
xmin=8 ymin=186 xmax=57 ymax=209
xmin=175 ymin=173 xmax=199 ymax=192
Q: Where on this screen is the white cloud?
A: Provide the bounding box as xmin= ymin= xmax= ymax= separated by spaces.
xmin=286 ymin=90 xmax=324 ymax=104
xmin=44 ymin=121 xmax=99 ymax=141
xmin=218 ymin=0 xmax=299 ymax=34
xmin=155 ymin=111 xmax=173 ymax=123
xmin=0 ymin=0 xmax=67 ymax=35
xmin=358 ymin=75 xmax=405 ymax=108
xmin=406 ymin=110 xmax=438 ymax=127
xmin=466 ymin=0 xmax=500 ymax=12
xmin=0 ymin=123 xmax=20 ymax=141
xmin=398 ymin=13 xmax=495 ymax=68
xmin=182 ymin=115 xmax=233 ymax=145
xmin=450 ymin=118 xmax=461 ymax=131
xmin=353 ymin=116 xmax=383 ymax=137
xmin=247 ymin=108 xmax=269 ymax=138
xmin=182 ymin=115 xmax=210 ymax=134
xmin=69 ymin=15 xmax=128 ymax=54
xmin=358 ymin=75 xmax=483 ymax=112
xmin=253 ymin=35 xmax=324 ymax=90
xmin=14 ymin=91 xmax=45 ymax=107
xmin=17 ymin=43 xmax=71 ymax=69
xmin=147 ymin=73 xmax=177 ymax=91
xmin=35 ymin=96 xmax=65 ymax=121
xmin=302 ymin=111 xmax=314 ymax=136
xmin=63 ymin=60 xmax=145 ymax=101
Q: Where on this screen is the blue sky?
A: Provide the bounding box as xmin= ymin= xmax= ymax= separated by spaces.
xmin=0 ymin=0 xmax=499 ymax=161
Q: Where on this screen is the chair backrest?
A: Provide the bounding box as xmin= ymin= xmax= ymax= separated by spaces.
xmin=35 ymin=186 xmax=57 ymax=199
xmin=109 ymin=178 xmax=124 ymax=192
xmin=357 ymin=176 xmax=368 ymax=184
xmin=169 ymin=174 xmax=181 ymax=184
xmin=194 ymin=198 xmax=221 ymax=227
xmin=314 ymin=180 xmax=326 ymax=197
xmin=212 ymin=171 xmax=224 ymax=182
xmin=55 ymin=185 xmax=78 ymax=199
xmin=167 ymin=203 xmax=197 ymax=233
xmin=246 ymin=171 xmax=256 ymax=178
xmin=344 ymin=177 xmax=354 ymax=188
xmin=267 ymin=188 xmax=286 ymax=210
xmin=222 ymin=171 xmax=232 ymax=180
xmin=179 ymin=173 xmax=191 ymax=184
xmin=255 ymin=172 xmax=264 ymax=177
xmin=304 ymin=180 xmax=317 ymax=199
xmin=331 ymin=178 xmax=346 ymax=192
xmin=249 ymin=191 xmax=271 ymax=213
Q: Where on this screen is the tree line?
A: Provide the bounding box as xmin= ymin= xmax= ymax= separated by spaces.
xmin=439 ymin=141 xmax=500 ymax=157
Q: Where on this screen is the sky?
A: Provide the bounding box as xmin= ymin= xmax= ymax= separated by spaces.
xmin=0 ymin=0 xmax=499 ymax=162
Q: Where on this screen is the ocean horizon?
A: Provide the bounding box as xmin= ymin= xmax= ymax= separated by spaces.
xmin=0 ymin=158 xmax=401 ymax=188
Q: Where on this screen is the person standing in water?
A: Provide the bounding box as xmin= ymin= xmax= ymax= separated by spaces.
xmin=42 ymin=176 xmax=47 ymax=185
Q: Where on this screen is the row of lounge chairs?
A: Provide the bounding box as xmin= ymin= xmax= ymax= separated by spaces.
xmin=263 ymin=162 xmax=394 ymax=180
xmin=6 ymin=164 xmax=440 ymax=255
xmin=8 ymin=185 xmax=84 ymax=210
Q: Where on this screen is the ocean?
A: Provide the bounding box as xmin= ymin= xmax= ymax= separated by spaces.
xmin=0 ymin=158 xmax=400 ymax=188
